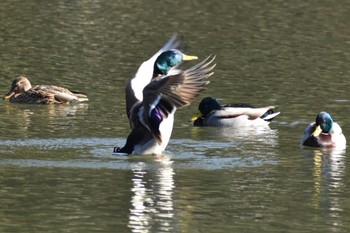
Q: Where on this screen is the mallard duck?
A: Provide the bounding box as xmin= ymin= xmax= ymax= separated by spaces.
xmin=125 ymin=34 xmax=198 ymax=120
xmin=4 ymin=76 xmax=88 ymax=104
xmin=192 ymin=97 xmax=280 ymax=127
xmin=114 ymin=55 xmax=215 ymax=155
xmin=301 ymin=111 xmax=346 ymax=148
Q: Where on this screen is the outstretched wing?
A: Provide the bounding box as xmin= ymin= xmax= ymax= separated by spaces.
xmin=126 ymin=34 xmax=182 ymax=119
xmin=141 ymin=55 xmax=216 ymax=142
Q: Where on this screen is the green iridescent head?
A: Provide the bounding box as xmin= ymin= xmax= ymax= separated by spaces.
xmin=153 ymin=49 xmax=198 ymax=76
xmin=198 ymin=97 xmax=222 ymax=117
xmin=313 ymin=111 xmax=333 ymax=136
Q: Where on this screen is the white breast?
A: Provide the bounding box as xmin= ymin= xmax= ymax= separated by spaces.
xmin=133 ymin=110 xmax=176 ymax=155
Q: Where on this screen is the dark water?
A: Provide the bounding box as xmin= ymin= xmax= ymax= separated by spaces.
xmin=1 ymin=0 xmax=350 ymax=232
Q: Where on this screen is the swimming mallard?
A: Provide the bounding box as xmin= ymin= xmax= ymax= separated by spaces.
xmin=192 ymin=97 xmax=280 ymax=127
xmin=125 ymin=34 xmax=198 ymax=120
xmin=4 ymin=76 xmax=88 ymax=104
xmin=114 ymin=55 xmax=215 ymax=155
xmin=301 ymin=111 xmax=346 ymax=148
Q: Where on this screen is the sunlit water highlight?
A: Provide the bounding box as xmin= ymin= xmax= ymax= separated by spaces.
xmin=1 ymin=0 xmax=350 ymax=232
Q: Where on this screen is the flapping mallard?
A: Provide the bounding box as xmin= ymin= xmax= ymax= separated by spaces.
xmin=192 ymin=97 xmax=280 ymax=127
xmin=114 ymin=55 xmax=216 ymax=155
xmin=125 ymin=34 xmax=198 ymax=120
xmin=301 ymin=111 xmax=346 ymax=148
xmin=4 ymin=76 xmax=88 ymax=104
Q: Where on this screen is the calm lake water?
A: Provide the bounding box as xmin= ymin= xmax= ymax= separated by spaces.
xmin=1 ymin=0 xmax=350 ymax=232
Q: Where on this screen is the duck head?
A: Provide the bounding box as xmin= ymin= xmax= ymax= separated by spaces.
xmin=198 ymin=97 xmax=222 ymax=117
xmin=153 ymin=49 xmax=198 ymax=77
xmin=313 ymin=111 xmax=333 ymax=136
xmin=192 ymin=97 xmax=222 ymax=124
xmin=4 ymin=76 xmax=32 ymax=100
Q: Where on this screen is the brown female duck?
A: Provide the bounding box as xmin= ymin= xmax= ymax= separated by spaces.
xmin=4 ymin=76 xmax=88 ymax=104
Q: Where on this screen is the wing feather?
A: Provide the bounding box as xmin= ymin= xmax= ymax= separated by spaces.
xmin=143 ymin=55 xmax=215 ymax=109
xmin=213 ymin=106 xmax=275 ymax=120
xmin=140 ymin=55 xmax=216 ymax=142
xmin=126 ymin=34 xmax=182 ymax=119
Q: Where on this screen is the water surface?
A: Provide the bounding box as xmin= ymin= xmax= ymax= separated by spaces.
xmin=1 ymin=0 xmax=350 ymax=232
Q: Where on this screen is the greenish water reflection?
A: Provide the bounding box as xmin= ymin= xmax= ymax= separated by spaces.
xmin=1 ymin=0 xmax=350 ymax=232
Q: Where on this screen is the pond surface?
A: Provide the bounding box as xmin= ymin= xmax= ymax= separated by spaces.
xmin=1 ymin=0 xmax=350 ymax=232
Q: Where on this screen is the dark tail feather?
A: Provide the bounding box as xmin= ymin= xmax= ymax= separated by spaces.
xmin=261 ymin=110 xmax=281 ymax=122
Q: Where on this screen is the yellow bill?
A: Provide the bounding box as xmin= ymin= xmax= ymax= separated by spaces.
xmin=191 ymin=112 xmax=202 ymax=121
xmin=3 ymin=92 xmax=14 ymax=100
xmin=182 ymin=53 xmax=198 ymax=61
xmin=312 ymin=125 xmax=322 ymax=137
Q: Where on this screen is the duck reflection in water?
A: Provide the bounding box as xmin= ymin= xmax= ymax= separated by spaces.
xmin=2 ymin=103 xmax=88 ymax=137
xmin=303 ymin=148 xmax=346 ymax=229
xmin=191 ymin=122 xmax=279 ymax=147
xmin=127 ymin=157 xmax=176 ymax=232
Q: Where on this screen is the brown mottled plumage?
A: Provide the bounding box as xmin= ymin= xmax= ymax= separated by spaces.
xmin=4 ymin=76 xmax=88 ymax=104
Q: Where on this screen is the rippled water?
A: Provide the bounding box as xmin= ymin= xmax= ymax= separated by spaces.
xmin=1 ymin=0 xmax=350 ymax=232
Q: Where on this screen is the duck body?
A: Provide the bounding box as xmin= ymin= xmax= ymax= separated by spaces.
xmin=193 ymin=97 xmax=280 ymax=127
xmin=4 ymin=76 xmax=88 ymax=104
xmin=116 ymin=105 xmax=175 ymax=155
xmin=114 ymin=55 xmax=215 ymax=155
xmin=301 ymin=112 xmax=346 ymax=148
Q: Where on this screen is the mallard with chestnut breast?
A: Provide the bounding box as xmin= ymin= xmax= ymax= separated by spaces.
xmin=114 ymin=55 xmax=216 ymax=155
xmin=192 ymin=97 xmax=280 ymax=127
xmin=125 ymin=34 xmax=198 ymax=121
xmin=301 ymin=111 xmax=346 ymax=148
xmin=4 ymin=76 xmax=88 ymax=104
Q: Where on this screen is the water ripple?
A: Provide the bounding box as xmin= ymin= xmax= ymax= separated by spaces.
xmin=0 ymin=137 xmax=278 ymax=170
